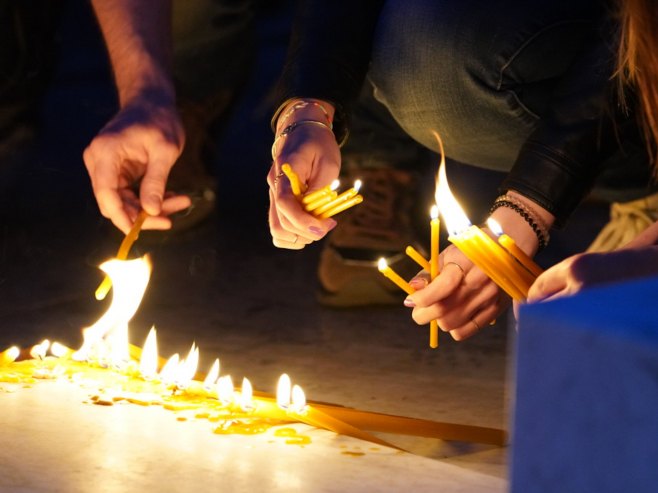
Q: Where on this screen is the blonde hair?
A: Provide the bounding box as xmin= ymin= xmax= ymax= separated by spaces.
xmin=618 ymin=0 xmax=658 ymax=175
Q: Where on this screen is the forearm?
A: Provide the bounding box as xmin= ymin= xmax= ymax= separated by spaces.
xmin=91 ymin=0 xmax=174 ymax=106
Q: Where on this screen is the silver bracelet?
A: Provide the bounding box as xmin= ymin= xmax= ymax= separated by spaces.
xmin=271 ymin=119 xmax=334 ymax=159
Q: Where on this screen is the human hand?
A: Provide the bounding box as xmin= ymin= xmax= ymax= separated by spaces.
xmin=84 ymin=92 xmax=190 ymax=233
xmin=528 ymin=247 xmax=658 ymax=302
xmin=403 ymin=245 xmax=509 ymax=341
xmin=267 ymin=99 xmax=340 ymax=249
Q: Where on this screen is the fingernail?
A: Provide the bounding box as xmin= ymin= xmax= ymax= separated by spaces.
xmin=309 ymin=226 xmax=324 ymax=235
xmin=409 ymin=278 xmax=427 ymax=289
xmin=327 ymin=220 xmax=338 ymax=231
xmin=403 ymin=298 xmax=416 ymax=308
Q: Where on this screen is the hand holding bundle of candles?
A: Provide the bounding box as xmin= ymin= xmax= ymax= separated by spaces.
xmin=281 ymin=164 xmax=364 ymax=219
xmin=377 ymin=146 xmax=544 ymax=348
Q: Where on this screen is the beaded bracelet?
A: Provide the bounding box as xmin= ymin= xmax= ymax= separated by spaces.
xmin=489 ymin=199 xmax=550 ymax=250
xmin=271 ymin=119 xmax=334 ymax=159
xmin=277 ymin=100 xmax=333 ymax=132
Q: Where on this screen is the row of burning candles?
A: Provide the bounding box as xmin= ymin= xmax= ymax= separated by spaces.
xmin=0 ymin=329 xmax=396 ymax=448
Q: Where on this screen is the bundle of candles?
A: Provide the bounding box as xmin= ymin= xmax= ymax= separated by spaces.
xmin=0 ymin=212 xmax=506 ymax=449
xmin=281 ymin=164 xmax=364 ymax=219
xmin=377 ymin=148 xmax=543 ymax=348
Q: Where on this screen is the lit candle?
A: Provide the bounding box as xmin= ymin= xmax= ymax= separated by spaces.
xmin=313 ymin=180 xmax=362 ymax=216
xmin=0 ymin=346 xmax=19 ymax=366
xmin=95 ymin=210 xmax=149 ymax=301
xmin=377 ymin=258 xmax=415 ymax=295
xmin=302 ymin=179 xmax=340 ymax=204
xmin=487 ymin=218 xmax=543 ymax=278
xmin=304 ymin=190 xmax=338 ymax=212
xmin=405 ymin=246 xmax=430 ymax=271
xmin=429 ymin=205 xmax=440 ymax=349
xmin=281 ymin=163 xmax=304 ymax=199
xmin=317 ymin=194 xmax=363 ymax=219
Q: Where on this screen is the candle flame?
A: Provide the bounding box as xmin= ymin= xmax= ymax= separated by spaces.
xmin=377 ymin=258 xmax=388 ymax=272
xmin=486 ymin=218 xmax=503 ymax=237
xmin=240 ymin=377 xmax=253 ymax=411
xmin=430 ymin=204 xmax=439 ymax=220
xmin=1 ymin=346 xmax=20 ymax=364
xmin=139 ymin=327 xmax=158 ymax=380
xmin=435 ymin=160 xmax=472 ymax=236
xmin=30 ymin=339 xmax=50 ymax=360
xmin=277 ymin=373 xmax=292 ymax=409
xmin=217 ymin=375 xmax=234 ymax=405
xmin=74 ymin=256 xmax=152 ymax=361
xmin=159 ymin=353 xmax=180 ymax=385
xmin=291 ymin=384 xmax=307 ymax=413
xmin=203 ymin=358 xmax=220 ymax=388
xmin=176 ymin=343 xmax=199 ymax=389
xmin=330 ymin=179 xmax=340 ymax=191
xmin=50 ymin=342 xmax=71 ymax=358
xmin=354 ymin=179 xmax=362 ymax=193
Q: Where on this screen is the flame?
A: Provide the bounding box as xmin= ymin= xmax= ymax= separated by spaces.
xmin=74 ymin=256 xmax=152 ymax=361
xmin=30 ymin=339 xmax=50 ymax=360
xmin=291 ymin=384 xmax=307 ymax=413
xmin=330 ymin=179 xmax=340 ymax=191
xmin=159 ymin=353 xmax=180 ymax=385
xmin=486 ymin=218 xmax=503 ymax=237
xmin=203 ymin=358 xmax=220 ymax=388
xmin=176 ymin=343 xmax=199 ymax=389
xmin=217 ymin=375 xmax=234 ymax=405
xmin=354 ymin=179 xmax=362 ymax=193
xmin=435 ymin=160 xmax=472 ymax=236
xmin=431 ymin=204 xmax=439 ymax=221
xmin=277 ymin=373 xmax=292 ymax=409
xmin=0 ymin=346 xmax=19 ymax=365
xmin=139 ymin=327 xmax=158 ymax=380
xmin=50 ymin=342 xmax=71 ymax=358
xmin=240 ymin=377 xmax=253 ymax=411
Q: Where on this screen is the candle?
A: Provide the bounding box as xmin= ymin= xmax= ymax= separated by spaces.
xmin=429 ymin=205 xmax=440 ymax=349
xmin=377 ymin=258 xmax=415 ymax=295
xmin=302 ymin=179 xmax=340 ymax=204
xmin=313 ymin=180 xmax=362 ymax=216
xmin=405 ymin=246 xmax=430 ymax=271
xmin=304 ymin=191 xmax=338 ymax=212
xmin=281 ymin=164 xmax=303 ymax=198
xmin=317 ymin=194 xmax=363 ymax=219
xmin=96 ymin=210 xmax=149 ymax=301
xmin=0 ymin=346 xmax=19 ymax=366
xmin=486 ymin=218 xmax=543 ymax=278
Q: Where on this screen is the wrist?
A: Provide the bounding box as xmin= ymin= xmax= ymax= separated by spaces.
xmin=275 ymin=98 xmax=335 ymax=134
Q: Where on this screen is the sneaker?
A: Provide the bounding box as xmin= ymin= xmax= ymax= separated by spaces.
xmin=317 ymin=163 xmax=424 ymax=307
xmin=587 ymin=192 xmax=658 ymax=252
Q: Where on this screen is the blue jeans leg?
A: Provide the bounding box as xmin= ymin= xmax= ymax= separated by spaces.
xmin=369 ymin=0 xmax=606 ymax=173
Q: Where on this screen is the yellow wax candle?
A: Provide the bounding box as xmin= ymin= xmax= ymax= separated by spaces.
xmin=450 ymin=228 xmax=525 ymax=301
xmin=377 ymin=258 xmax=415 ymax=295
xmin=498 ymin=234 xmax=543 ymax=277
xmin=313 ymin=180 xmax=361 ymax=216
xmin=95 ymin=210 xmax=149 ymax=301
xmin=429 ymin=205 xmax=440 ymax=349
xmin=405 ymin=246 xmax=430 ymax=271
xmin=302 ymin=179 xmax=339 ymax=204
xmin=304 ymin=191 xmax=338 ymax=212
xmin=317 ymin=194 xmax=363 ymax=219
xmin=281 ymin=163 xmax=303 ymax=199
xmin=468 ymin=227 xmax=531 ymax=300
xmin=0 ymin=346 xmax=19 ymax=366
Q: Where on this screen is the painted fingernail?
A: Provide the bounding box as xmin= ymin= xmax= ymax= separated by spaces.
xmin=409 ymin=278 xmax=428 ymax=289
xmin=403 ymin=298 xmax=416 ymax=308
xmin=309 ymin=226 xmax=324 ymax=235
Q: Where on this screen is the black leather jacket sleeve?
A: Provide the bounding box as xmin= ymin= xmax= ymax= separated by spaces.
xmin=501 ymin=25 xmax=625 ymax=227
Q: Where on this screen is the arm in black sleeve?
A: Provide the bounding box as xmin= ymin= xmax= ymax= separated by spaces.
xmin=501 ymin=22 xmax=626 ymax=227
xmin=273 ymin=0 xmax=384 ymax=144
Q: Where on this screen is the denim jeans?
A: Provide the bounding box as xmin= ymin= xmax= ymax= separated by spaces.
xmin=367 ymin=0 xmax=653 ymax=201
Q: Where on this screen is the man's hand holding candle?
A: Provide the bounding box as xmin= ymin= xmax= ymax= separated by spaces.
xmin=268 ymin=98 xmax=340 ymax=249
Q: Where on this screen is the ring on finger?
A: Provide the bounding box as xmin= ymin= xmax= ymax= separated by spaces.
xmin=446 ymin=261 xmax=466 ymax=283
